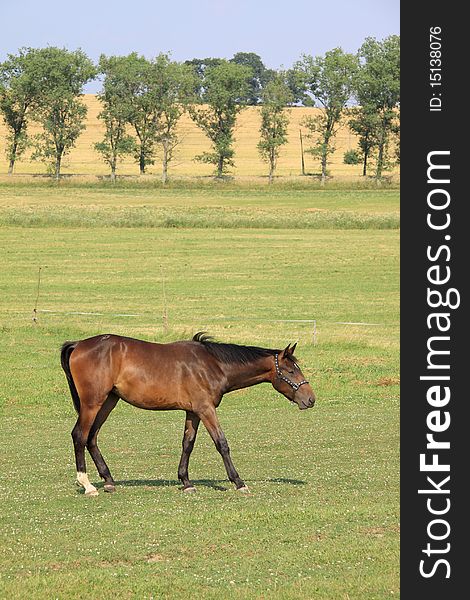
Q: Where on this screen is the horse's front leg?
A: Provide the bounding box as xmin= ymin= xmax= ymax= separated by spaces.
xmin=177 ymin=411 xmax=200 ymax=492
xmin=198 ymin=406 xmax=249 ymax=492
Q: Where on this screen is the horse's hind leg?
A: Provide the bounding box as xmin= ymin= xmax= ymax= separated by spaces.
xmin=87 ymin=393 xmax=119 ymax=493
xmin=71 ymin=401 xmax=104 ymax=497
xmin=177 ymin=411 xmax=200 ymax=492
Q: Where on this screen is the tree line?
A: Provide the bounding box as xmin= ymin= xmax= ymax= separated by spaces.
xmin=0 ymin=38 xmax=399 ymax=182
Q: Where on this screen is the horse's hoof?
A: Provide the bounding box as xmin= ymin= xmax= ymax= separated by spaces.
xmin=183 ymin=486 xmax=196 ymax=493
xmin=237 ymin=485 xmax=250 ymax=493
xmin=104 ymin=484 xmax=116 ymax=493
xmin=85 ymin=489 xmax=99 ymax=497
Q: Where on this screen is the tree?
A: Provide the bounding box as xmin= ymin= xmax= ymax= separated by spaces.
xmin=31 ymin=47 xmax=96 ymax=179
xmin=230 ymin=52 xmax=274 ymax=105
xmin=33 ymin=99 xmax=88 ymax=179
xmin=96 ymin=53 xmax=195 ymax=180
xmin=184 ymin=57 xmax=223 ymax=78
xmin=95 ymin=55 xmax=136 ymax=181
xmin=353 ymin=36 xmax=400 ymax=180
xmin=393 ymin=114 xmax=400 ymax=165
xmin=343 ymin=148 xmax=361 ymax=165
xmin=184 ymin=57 xmax=222 ymax=97
xmin=0 ymin=48 xmax=42 ymax=174
xmin=295 ymin=49 xmax=358 ymax=182
xmin=119 ymin=53 xmax=196 ymax=177
xmin=257 ymin=73 xmax=293 ymax=183
xmin=189 ymin=60 xmax=250 ymax=178
xmin=347 ymin=105 xmax=381 ymax=176
xmin=112 ymin=53 xmax=164 ymax=175
xmin=153 ymin=57 xmax=197 ymax=183
xmin=285 ymin=67 xmax=313 ymax=106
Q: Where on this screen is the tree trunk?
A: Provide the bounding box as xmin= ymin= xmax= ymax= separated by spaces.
xmin=362 ymin=149 xmax=368 ymax=177
xmin=269 ymin=152 xmax=275 ymax=184
xmin=376 ymin=118 xmax=388 ymax=182
xmin=139 ymin=150 xmax=145 ymax=175
xmin=217 ymin=155 xmax=224 ymax=179
xmin=111 ymin=162 xmax=116 ymax=183
xmin=299 ymin=129 xmax=305 ymax=176
xmin=162 ymin=142 xmax=168 ymax=184
xmin=321 ymin=153 xmax=327 ymax=185
xmin=8 ymin=138 xmax=18 ymax=175
xmin=376 ymin=142 xmax=384 ymax=181
xmin=55 ymin=154 xmax=62 ymax=181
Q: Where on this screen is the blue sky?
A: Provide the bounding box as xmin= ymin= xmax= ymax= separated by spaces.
xmin=1 ymin=0 xmax=399 ymax=91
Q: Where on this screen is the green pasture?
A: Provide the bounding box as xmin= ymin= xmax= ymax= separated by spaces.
xmin=0 ymin=180 xmax=399 ymax=230
xmin=0 ymin=181 xmax=399 ymax=599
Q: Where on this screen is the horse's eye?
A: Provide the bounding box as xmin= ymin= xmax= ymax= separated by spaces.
xmin=287 ymin=369 xmax=294 ymax=374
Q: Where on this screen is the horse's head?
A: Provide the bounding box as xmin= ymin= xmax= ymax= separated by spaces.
xmin=271 ymin=344 xmax=316 ymax=410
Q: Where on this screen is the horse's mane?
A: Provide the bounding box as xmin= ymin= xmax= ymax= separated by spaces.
xmin=192 ymin=332 xmax=294 ymax=365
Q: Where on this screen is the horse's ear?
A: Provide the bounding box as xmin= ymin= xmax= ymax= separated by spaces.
xmin=279 ymin=344 xmax=292 ymax=359
xmin=290 ymin=342 xmax=297 ymax=355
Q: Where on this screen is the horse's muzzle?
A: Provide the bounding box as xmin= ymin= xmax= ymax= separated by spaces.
xmin=299 ymin=396 xmax=316 ymax=410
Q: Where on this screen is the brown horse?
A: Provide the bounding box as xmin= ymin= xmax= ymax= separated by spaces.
xmin=60 ymin=332 xmax=315 ymax=496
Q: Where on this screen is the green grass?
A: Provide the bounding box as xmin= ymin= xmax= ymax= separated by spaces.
xmin=0 ymin=180 xmax=399 ymax=230
xmin=0 ymin=184 xmax=399 ymax=599
xmin=0 ymin=178 xmax=399 ymax=211
xmin=0 ymin=205 xmax=399 ymax=229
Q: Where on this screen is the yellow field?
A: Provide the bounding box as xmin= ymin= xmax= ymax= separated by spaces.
xmin=0 ymin=95 xmax=398 ymax=180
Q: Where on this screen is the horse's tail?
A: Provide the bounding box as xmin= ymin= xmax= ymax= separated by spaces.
xmin=60 ymin=341 xmax=80 ymax=413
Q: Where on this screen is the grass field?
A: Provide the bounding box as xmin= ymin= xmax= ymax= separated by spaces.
xmin=0 ymin=95 xmax=399 ymax=181
xmin=0 ymin=181 xmax=399 ymax=599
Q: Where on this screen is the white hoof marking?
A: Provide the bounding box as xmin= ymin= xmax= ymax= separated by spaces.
xmin=77 ymin=471 xmax=98 ymax=496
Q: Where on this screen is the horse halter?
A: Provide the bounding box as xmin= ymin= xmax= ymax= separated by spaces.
xmin=274 ymin=354 xmax=309 ymax=394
